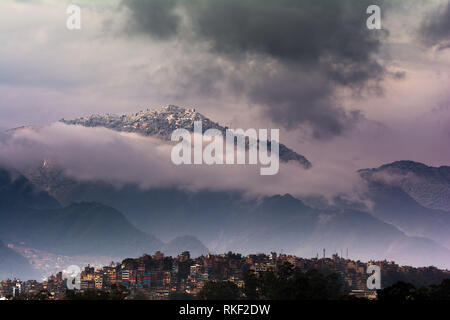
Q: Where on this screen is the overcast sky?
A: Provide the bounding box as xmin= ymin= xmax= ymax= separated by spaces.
xmin=1 ymin=0 xmax=450 ymax=174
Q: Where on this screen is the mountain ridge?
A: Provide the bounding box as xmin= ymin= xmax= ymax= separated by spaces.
xmin=359 ymin=160 xmax=450 ymax=212
xmin=0 ymin=239 xmax=38 ymax=280
xmin=60 ymin=105 xmax=312 ymax=169
xmin=359 ymin=160 xmax=450 ymax=250
xmin=0 ymin=167 xmax=163 ymax=256
xmin=18 ymin=163 xmax=450 ymax=268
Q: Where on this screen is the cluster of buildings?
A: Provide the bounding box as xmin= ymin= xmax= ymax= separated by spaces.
xmin=1 ymin=250 xmax=449 ymax=300
xmin=0 ymin=275 xmax=63 ymax=300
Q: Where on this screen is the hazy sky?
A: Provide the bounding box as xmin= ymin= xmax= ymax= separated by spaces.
xmin=1 ymin=0 xmax=450 ymax=173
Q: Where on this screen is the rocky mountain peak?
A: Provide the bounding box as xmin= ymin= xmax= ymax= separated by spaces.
xmin=60 ymin=105 xmax=312 ymax=168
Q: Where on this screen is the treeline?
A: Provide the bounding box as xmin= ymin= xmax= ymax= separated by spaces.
xmin=193 ymin=263 xmax=450 ymax=301
xmin=378 ymin=280 xmax=450 ymax=300
xmin=65 ymin=284 xmax=129 ymax=300
xmin=194 ymin=263 xmax=342 ymax=300
xmin=382 ymin=267 xmax=450 ymax=288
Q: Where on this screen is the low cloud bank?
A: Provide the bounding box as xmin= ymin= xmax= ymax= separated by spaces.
xmin=0 ymin=123 xmax=365 ymax=200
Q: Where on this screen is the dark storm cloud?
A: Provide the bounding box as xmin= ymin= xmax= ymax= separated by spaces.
xmin=121 ymin=0 xmax=390 ymax=139
xmin=122 ymin=0 xmax=181 ymax=39
xmin=420 ymin=1 xmax=450 ymax=50
xmin=184 ymin=0 xmax=386 ymax=85
xmin=245 ymin=64 xmax=363 ymax=139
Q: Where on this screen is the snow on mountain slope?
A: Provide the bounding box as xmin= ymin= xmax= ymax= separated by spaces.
xmin=60 ymin=105 xmax=311 ymax=169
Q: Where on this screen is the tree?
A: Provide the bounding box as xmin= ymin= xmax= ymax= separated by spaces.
xmin=169 ymin=292 xmax=193 ymax=300
xmin=243 ymin=263 xmax=342 ymax=300
xmin=197 ymin=281 xmax=240 ymax=300
xmin=429 ymin=279 xmax=450 ymax=300
xmin=377 ymin=281 xmax=417 ymax=300
xmin=242 ymin=271 xmax=258 ymax=300
xmin=33 ymin=290 xmax=52 ymax=300
xmin=177 ymin=260 xmax=193 ymax=280
xmin=377 ymin=278 xmax=450 ymax=300
xmin=66 ymin=284 xmax=128 ymax=300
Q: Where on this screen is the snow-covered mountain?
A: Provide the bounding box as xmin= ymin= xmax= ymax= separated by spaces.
xmin=60 ymin=105 xmax=312 ymax=169
xmin=4 ymin=114 xmax=450 ymax=267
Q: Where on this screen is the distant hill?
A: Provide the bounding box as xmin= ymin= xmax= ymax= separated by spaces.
xmin=162 ymin=235 xmax=209 ymax=258
xmin=360 ymin=160 xmax=450 ymax=212
xmin=359 ymin=161 xmax=450 ymax=249
xmin=0 ymin=167 xmax=60 ymax=210
xmin=0 ymin=240 xmax=38 ymax=280
xmin=20 ymin=163 xmax=450 ymax=268
xmin=0 ymin=202 xmax=164 ymax=257
xmin=0 ymin=167 xmax=163 ymax=257
xmin=3 ymin=133 xmax=450 ymax=268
